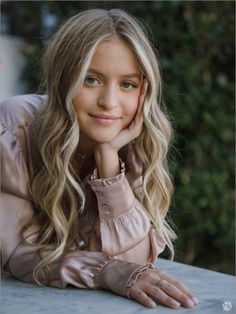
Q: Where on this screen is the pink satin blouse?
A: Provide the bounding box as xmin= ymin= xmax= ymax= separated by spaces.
xmin=0 ymin=94 xmax=166 ymax=297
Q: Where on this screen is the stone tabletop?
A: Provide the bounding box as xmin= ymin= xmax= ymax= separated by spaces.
xmin=1 ymin=258 xmax=235 ymax=314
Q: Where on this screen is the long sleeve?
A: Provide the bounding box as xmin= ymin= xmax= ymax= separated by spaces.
xmin=88 ymin=148 xmax=166 ymax=265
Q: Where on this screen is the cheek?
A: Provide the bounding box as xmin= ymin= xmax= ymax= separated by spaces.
xmin=72 ymin=93 xmax=83 ymax=114
xmin=72 ymin=89 xmax=95 ymax=112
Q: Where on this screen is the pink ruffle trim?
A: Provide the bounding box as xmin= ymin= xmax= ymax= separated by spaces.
xmin=125 ymin=263 xmax=158 ymax=298
xmin=93 ymin=257 xmax=114 ymax=286
xmin=90 ymin=159 xmax=125 ymax=185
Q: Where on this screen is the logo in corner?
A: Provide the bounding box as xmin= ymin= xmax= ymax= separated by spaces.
xmin=222 ymin=301 xmax=232 ymax=312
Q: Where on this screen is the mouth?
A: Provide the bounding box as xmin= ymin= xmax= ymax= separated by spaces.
xmin=88 ymin=113 xmax=121 ymax=125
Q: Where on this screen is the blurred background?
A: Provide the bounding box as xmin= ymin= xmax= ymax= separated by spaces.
xmin=1 ymin=1 xmax=235 ymax=275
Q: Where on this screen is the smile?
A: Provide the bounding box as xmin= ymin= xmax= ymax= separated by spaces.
xmin=89 ymin=113 xmax=120 ymax=125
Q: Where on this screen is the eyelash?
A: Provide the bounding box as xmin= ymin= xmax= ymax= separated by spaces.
xmin=84 ymin=76 xmax=100 ymax=85
xmin=84 ymin=76 xmax=137 ymax=89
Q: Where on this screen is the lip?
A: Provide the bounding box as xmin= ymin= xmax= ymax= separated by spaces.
xmin=89 ymin=113 xmax=120 ymax=125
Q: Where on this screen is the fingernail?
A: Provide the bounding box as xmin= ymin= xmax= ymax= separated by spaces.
xmin=186 ymin=299 xmax=194 ymax=307
xmin=192 ymin=297 xmax=199 ymax=304
xmin=170 ymin=300 xmax=181 ymax=307
xmin=148 ymin=300 xmax=156 ymax=307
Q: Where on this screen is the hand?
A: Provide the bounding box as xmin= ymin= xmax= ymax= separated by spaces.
xmin=108 ymin=79 xmax=148 ymax=152
xmin=128 ymin=268 xmax=199 ymax=309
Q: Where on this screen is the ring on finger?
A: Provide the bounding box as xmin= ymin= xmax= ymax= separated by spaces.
xmin=156 ymin=279 xmax=168 ymax=290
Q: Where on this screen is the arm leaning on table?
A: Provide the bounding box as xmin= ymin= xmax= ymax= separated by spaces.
xmin=87 ymin=152 xmax=167 ymax=295
xmin=0 ymin=95 xmax=166 ymax=298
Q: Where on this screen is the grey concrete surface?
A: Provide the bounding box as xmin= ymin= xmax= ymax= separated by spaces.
xmin=1 ymin=258 xmax=235 ymax=314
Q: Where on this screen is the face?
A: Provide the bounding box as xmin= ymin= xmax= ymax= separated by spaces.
xmin=72 ymin=36 xmax=142 ymax=152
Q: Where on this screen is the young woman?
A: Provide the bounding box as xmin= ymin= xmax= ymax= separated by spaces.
xmin=0 ymin=8 xmax=198 ymax=309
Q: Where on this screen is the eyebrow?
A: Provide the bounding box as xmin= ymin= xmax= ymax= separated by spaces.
xmin=88 ymin=68 xmax=141 ymax=80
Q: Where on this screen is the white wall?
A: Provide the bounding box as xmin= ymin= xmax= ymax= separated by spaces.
xmin=0 ymin=34 xmax=26 ymax=101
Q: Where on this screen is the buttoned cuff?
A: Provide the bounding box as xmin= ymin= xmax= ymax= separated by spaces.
xmin=88 ymin=161 xmax=135 ymax=219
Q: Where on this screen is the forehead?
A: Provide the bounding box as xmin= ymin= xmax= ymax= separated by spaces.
xmin=89 ymin=36 xmax=141 ymax=76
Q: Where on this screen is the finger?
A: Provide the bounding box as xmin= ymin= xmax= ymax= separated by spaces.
xmin=120 ymin=79 xmax=147 ymax=141
xmin=159 ymin=271 xmax=198 ymax=304
xmin=136 ymin=79 xmax=148 ymax=116
xmin=140 ymin=78 xmax=148 ymax=96
xmin=130 ymin=288 xmax=156 ymax=308
xmin=145 ymin=285 xmax=181 ymax=309
xmin=155 ymin=280 xmax=195 ymax=308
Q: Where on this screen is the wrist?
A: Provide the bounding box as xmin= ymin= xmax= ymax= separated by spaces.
xmin=125 ymin=263 xmax=157 ymax=298
xmin=94 ymin=145 xmax=120 ymax=178
xmin=98 ymin=259 xmax=140 ymax=296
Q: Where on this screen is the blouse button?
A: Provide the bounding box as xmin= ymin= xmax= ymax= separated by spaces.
xmin=102 ymin=204 xmax=109 ymax=212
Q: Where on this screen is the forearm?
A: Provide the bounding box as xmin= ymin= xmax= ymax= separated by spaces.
xmin=7 ymin=239 xmax=115 ymax=289
xmin=94 ymin=146 xmax=120 ymax=178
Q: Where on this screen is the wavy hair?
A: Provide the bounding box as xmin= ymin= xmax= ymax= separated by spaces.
xmin=25 ymin=8 xmax=176 ymax=286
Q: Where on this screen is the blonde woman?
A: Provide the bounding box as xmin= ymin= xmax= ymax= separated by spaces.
xmin=0 ymin=8 xmax=198 ymax=309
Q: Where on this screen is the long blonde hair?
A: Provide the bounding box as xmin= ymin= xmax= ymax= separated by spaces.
xmin=26 ymin=8 xmax=176 ymax=285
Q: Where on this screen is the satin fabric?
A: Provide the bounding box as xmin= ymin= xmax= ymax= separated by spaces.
xmin=0 ymin=94 xmax=166 ymax=296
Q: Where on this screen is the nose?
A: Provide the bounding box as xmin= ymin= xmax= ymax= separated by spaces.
xmin=97 ymin=84 xmax=118 ymax=109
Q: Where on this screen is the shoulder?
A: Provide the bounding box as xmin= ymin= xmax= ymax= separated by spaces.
xmin=0 ymin=94 xmax=47 ymax=132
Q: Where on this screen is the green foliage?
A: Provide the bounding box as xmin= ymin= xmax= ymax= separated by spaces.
xmin=2 ymin=1 xmax=234 ymax=274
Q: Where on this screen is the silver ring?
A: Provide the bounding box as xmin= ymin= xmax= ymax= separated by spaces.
xmin=156 ymin=279 xmax=168 ymax=290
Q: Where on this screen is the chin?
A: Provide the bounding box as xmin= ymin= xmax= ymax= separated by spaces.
xmin=88 ymin=131 xmax=120 ymax=144
xmin=92 ymin=136 xmax=117 ymax=144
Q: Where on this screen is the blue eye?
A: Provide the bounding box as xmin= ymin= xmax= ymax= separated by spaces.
xmin=84 ymin=76 xmax=100 ymax=85
xmin=121 ymin=82 xmax=137 ymax=89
